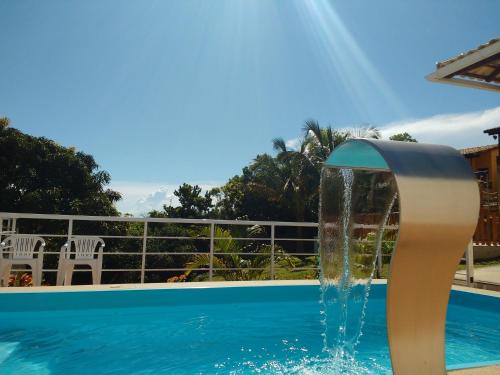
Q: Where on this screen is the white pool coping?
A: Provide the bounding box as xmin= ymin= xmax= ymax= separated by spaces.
xmin=1 ymin=279 xmax=499 ymax=297
xmin=0 ymin=279 xmax=321 ymax=293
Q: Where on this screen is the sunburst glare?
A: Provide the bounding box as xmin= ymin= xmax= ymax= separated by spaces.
xmin=296 ymin=0 xmax=409 ymax=120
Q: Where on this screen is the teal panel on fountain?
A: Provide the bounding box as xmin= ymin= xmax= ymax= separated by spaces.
xmin=325 ymin=141 xmax=390 ymax=170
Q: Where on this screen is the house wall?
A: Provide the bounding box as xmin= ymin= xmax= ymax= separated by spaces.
xmin=466 ymin=148 xmax=499 ymax=191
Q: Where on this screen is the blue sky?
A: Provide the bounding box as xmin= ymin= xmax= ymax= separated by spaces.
xmin=1 ymin=0 xmax=499 ymax=213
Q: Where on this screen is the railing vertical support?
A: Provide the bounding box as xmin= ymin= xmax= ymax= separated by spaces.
xmin=271 ymin=224 xmax=275 ymax=280
xmin=141 ymin=221 xmax=148 ymax=283
xmin=56 ymin=219 xmax=73 ymax=286
xmin=376 ymin=244 xmax=383 ymax=279
xmin=209 ymin=223 xmax=215 ymax=281
xmin=67 ymin=219 xmax=73 ymax=238
xmin=465 ymin=240 xmax=474 ymax=286
xmin=12 ymin=218 xmax=17 ymax=234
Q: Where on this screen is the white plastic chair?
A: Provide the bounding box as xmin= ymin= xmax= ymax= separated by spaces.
xmin=57 ymin=236 xmax=105 ymax=286
xmin=0 ymin=235 xmax=46 ymax=287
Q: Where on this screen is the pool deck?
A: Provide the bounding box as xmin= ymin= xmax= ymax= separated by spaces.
xmin=450 ymin=365 xmax=500 ymax=375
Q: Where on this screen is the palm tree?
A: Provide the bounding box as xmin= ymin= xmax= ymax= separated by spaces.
xmin=302 ymin=119 xmax=349 ymax=164
xmin=302 ymin=120 xmax=381 ymax=168
xmin=271 ymin=136 xmax=319 ymax=223
xmin=349 ymin=124 xmax=381 ymax=139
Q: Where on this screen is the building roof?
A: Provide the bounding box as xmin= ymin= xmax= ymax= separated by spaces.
xmin=460 ymin=144 xmax=498 ymax=156
xmin=484 ymin=127 xmax=500 ymax=136
xmin=426 ymin=38 xmax=500 ymax=92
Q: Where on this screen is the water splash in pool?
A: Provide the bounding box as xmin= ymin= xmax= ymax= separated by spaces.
xmin=319 ymin=167 xmax=397 ymax=373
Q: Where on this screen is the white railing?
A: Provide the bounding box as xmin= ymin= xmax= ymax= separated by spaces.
xmin=1 ymin=212 xmax=490 ymax=288
xmin=0 ymin=212 xmax=320 ymax=285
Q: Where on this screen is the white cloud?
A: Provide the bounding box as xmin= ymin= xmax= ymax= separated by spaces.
xmin=285 ymin=137 xmax=302 ymax=150
xmin=109 ymin=181 xmax=222 ymax=216
xmin=380 ymin=106 xmax=500 ymax=148
xmin=111 ymin=106 xmax=500 ymax=215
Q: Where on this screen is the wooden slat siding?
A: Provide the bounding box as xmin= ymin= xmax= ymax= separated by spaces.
xmin=473 ymin=207 xmax=500 ymax=244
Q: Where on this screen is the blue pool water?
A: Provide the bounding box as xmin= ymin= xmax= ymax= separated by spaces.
xmin=0 ymin=284 xmax=498 ymax=374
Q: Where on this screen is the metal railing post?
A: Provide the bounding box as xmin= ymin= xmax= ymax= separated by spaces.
xmin=67 ymin=219 xmax=73 ymax=238
xmin=270 ymin=224 xmax=275 ymax=280
xmin=376 ymin=245 xmax=383 ymax=279
xmin=57 ymin=219 xmax=73 ymax=286
xmin=465 ymin=240 xmax=474 ymax=286
xmin=141 ymin=221 xmax=148 ymax=283
xmin=209 ymin=223 xmax=215 ymax=281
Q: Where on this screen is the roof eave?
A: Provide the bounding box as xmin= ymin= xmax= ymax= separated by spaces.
xmin=426 ymin=40 xmax=500 ymax=92
xmin=425 ymin=73 xmax=500 ymax=93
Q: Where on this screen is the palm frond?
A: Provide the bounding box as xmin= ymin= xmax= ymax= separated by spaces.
xmin=272 ymin=138 xmax=288 ymax=153
xmin=302 ymin=119 xmax=322 ymax=143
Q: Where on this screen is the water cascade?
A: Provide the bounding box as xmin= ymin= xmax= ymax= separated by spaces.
xmin=318 ymin=139 xmax=479 ymax=375
xmin=319 ymin=166 xmax=398 ymax=373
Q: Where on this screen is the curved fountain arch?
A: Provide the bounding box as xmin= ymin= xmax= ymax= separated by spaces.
xmin=324 ymin=139 xmax=479 ymax=375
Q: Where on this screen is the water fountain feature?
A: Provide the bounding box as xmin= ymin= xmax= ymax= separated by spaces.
xmin=319 ymin=139 xmax=479 ymax=375
xmin=319 ymin=165 xmax=398 ymax=373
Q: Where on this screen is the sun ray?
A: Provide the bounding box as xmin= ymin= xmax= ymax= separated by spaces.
xmin=296 ymin=0 xmax=409 ymax=120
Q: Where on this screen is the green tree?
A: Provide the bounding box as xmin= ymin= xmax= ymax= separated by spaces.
xmin=0 ymin=118 xmax=132 ymax=285
xmin=271 ymin=137 xmax=319 ymax=223
xmin=0 ymin=118 xmax=120 ymax=215
xmin=212 ymin=155 xmax=291 ymax=221
xmin=152 ymin=183 xmax=214 ymax=219
xmin=389 ymin=132 xmax=417 ymax=142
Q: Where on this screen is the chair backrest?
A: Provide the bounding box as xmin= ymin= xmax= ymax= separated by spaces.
xmin=66 ymin=237 xmax=105 ymax=260
xmin=1 ymin=235 xmax=45 ymax=260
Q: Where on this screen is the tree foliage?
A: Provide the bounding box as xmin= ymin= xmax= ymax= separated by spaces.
xmin=154 ymin=183 xmax=215 ymax=219
xmin=205 ymin=121 xmax=383 ymax=223
xmin=389 ymin=132 xmax=417 ymax=142
xmin=0 ymin=119 xmax=120 ymax=215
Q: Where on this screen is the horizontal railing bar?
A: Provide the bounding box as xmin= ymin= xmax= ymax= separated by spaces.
xmin=274 ymin=238 xmax=318 ymax=242
xmin=143 ymin=268 xmax=207 ymax=272
xmin=8 ymin=234 xmax=68 ymax=238
xmin=6 ymin=234 xmax=323 ymax=242
xmin=3 ymin=251 xmax=320 ymax=260
xmin=5 ymin=235 xmax=394 ymax=243
xmin=281 ymin=253 xmax=318 ymax=256
xmin=212 ymin=267 xmax=267 ymax=271
xmin=210 ymin=252 xmax=318 ymax=256
xmin=11 ymin=267 xmax=319 ymax=272
xmin=213 ymin=252 xmax=269 ymax=256
xmin=145 ymin=252 xmax=208 ymax=255
xmin=9 ymin=268 xmax=207 ymax=273
xmin=0 ymin=212 xmax=319 ymax=227
xmin=148 ymin=236 xmax=210 ymax=240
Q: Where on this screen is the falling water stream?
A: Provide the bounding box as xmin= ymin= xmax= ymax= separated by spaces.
xmin=319 ymin=167 xmax=397 ymax=374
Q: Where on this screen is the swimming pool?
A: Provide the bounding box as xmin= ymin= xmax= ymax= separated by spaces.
xmin=0 ymin=283 xmax=498 ymax=374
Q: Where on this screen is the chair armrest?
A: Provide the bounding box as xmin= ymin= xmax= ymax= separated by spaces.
xmin=98 ymin=244 xmax=105 ymax=256
xmin=60 ymin=243 xmax=69 ymax=258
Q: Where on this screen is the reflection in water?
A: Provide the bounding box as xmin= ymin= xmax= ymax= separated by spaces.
xmin=319 ymin=167 xmax=398 ymax=373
